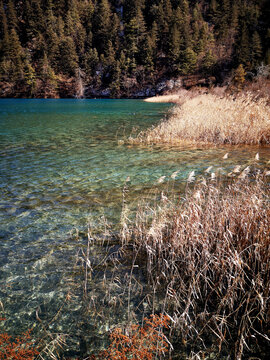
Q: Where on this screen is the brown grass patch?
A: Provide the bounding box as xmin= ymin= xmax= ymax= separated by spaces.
xmin=144 ymin=94 xmax=184 ymax=104
xmin=131 ymin=94 xmax=270 ymax=146
xmin=121 ymin=176 xmax=270 ymax=359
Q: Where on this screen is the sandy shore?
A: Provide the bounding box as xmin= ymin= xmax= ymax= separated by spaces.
xmin=143 ymin=94 xmax=183 ymax=103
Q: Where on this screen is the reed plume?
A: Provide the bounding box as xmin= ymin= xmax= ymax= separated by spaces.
xmin=122 ymin=175 xmax=270 ymax=359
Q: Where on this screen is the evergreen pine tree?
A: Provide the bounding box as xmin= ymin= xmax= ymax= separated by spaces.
xmin=7 ymin=0 xmax=18 ymax=31
xmin=209 ymin=0 xmax=219 ymax=25
xmin=119 ymin=50 xmax=128 ymax=76
xmin=109 ymin=60 xmax=121 ymax=98
xmin=168 ymin=23 xmax=181 ymax=63
xmin=231 ymin=2 xmax=239 ymax=31
xmin=0 ymin=2 xmax=11 ymax=82
xmin=8 ymin=28 xmax=24 ymax=81
xmin=84 ymin=47 xmax=99 ymax=76
xmin=123 ymin=0 xmax=145 ymax=23
xmin=125 ymin=17 xmax=138 ymax=66
xmin=150 ymin=21 xmax=158 ymax=57
xmin=40 ymin=53 xmax=58 ymax=98
xmin=202 ymin=50 xmax=216 ymax=74
xmin=45 ymin=0 xmax=60 ymax=68
xmin=237 ymin=24 xmax=250 ymax=68
xmin=29 ymin=0 xmax=44 ymax=35
xmin=197 ymin=23 xmax=213 ymax=55
xmin=105 ymin=40 xmax=116 ymax=69
xmin=0 ymin=1 xmax=9 ymax=58
xmin=218 ymin=0 xmax=230 ymax=39
xmin=93 ymin=0 xmax=112 ymax=54
xmin=0 ymin=0 xmax=5 ymax=39
xmin=155 ymin=0 xmax=172 ymax=53
xmin=111 ymin=13 xmax=121 ymax=52
xmin=59 ymin=36 xmax=78 ymax=76
xmin=54 ymin=0 xmax=66 ymax=18
xmin=135 ymin=8 xmax=147 ymax=63
xmin=251 ymin=31 xmax=262 ymax=67
xmin=24 ymin=0 xmax=36 ymax=39
xmin=179 ymin=0 xmax=191 ymax=50
xmin=24 ymin=59 xmax=37 ymax=96
xmin=143 ymin=35 xmax=155 ymax=74
xmin=180 ymin=47 xmax=197 ymax=75
xmin=80 ymin=0 xmax=94 ymax=35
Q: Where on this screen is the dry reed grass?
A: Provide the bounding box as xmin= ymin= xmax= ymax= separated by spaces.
xmin=144 ymin=94 xmax=184 ymax=104
xmin=121 ymin=175 xmax=270 ymax=359
xmin=131 ymin=94 xmax=270 ymax=146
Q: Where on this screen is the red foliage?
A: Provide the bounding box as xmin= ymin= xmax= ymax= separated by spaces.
xmin=91 ymin=314 xmax=170 ymax=360
xmin=0 ymin=324 xmax=39 ymax=360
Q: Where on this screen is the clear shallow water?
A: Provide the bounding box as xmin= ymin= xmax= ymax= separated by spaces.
xmin=0 ymin=99 xmax=270 ymax=356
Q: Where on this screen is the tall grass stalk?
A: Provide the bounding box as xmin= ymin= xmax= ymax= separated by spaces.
xmin=121 ymin=175 xmax=270 ymax=359
xmin=130 ymin=94 xmax=270 ymax=145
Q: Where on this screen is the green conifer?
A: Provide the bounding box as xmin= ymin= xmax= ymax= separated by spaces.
xmin=179 ymin=0 xmax=191 ymax=49
xmin=80 ymin=0 xmax=94 ymax=35
xmin=94 ymin=0 xmax=112 ymax=54
xmin=7 ymin=0 xmax=18 ymax=31
xmin=111 ymin=13 xmax=121 ymax=51
xmin=8 ymin=28 xmax=24 ymax=81
xmin=231 ymin=2 xmax=239 ymax=31
xmin=109 ymin=60 xmax=121 ymax=98
xmin=119 ymin=50 xmax=128 ymax=76
xmin=202 ymin=50 xmax=216 ymax=74
xmin=251 ymin=31 xmax=262 ymax=67
xmin=105 ymin=40 xmax=116 ymax=68
xmin=180 ymin=47 xmax=197 ymax=75
xmin=59 ymin=37 xmax=78 ymax=75
xmin=125 ymin=18 xmax=139 ymax=62
xmin=209 ymin=0 xmax=219 ymax=24
xmin=24 ymin=59 xmax=37 ymax=96
xmin=218 ymin=0 xmax=230 ymax=39
xmin=168 ymin=24 xmax=181 ymax=63
xmin=237 ymin=24 xmax=250 ymax=68
xmin=0 ymin=0 xmax=5 ymax=38
xmin=40 ymin=53 xmax=58 ymax=98
xmin=144 ymin=35 xmax=155 ymax=74
xmin=84 ymin=47 xmax=99 ymax=76
xmin=0 ymin=1 xmax=9 ymax=58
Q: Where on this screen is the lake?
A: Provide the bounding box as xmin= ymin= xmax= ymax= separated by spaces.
xmin=0 ymin=99 xmax=269 ymax=357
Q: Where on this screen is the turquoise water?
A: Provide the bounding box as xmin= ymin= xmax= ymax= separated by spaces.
xmin=0 ymin=99 xmax=269 ymax=357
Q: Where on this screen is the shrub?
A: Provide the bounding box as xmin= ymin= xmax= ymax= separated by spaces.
xmin=91 ymin=314 xmax=170 ymax=360
xmin=0 ymin=322 xmax=38 ymax=360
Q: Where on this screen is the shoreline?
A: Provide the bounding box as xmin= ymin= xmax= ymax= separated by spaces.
xmin=143 ymin=94 xmax=183 ymax=103
xmin=131 ymin=92 xmax=270 ymax=146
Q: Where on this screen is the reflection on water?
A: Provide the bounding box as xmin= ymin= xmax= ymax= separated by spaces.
xmin=0 ymin=99 xmax=269 ymax=356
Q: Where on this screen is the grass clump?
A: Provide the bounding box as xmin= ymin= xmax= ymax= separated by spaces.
xmin=123 ymin=176 xmax=270 ymax=359
xmin=130 ymin=94 xmax=270 ymax=145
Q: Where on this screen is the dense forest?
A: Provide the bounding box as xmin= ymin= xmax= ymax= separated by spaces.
xmin=0 ymin=0 xmax=269 ymax=98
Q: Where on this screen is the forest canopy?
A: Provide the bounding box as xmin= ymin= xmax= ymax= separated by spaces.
xmin=0 ymin=0 xmax=269 ymax=97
